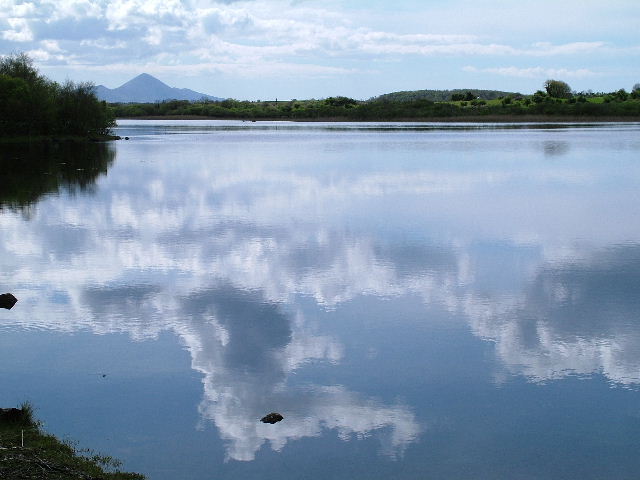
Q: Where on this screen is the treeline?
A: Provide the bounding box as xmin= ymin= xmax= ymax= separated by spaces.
xmin=112 ymin=93 xmax=640 ymax=121
xmin=0 ymin=53 xmax=115 ymax=138
xmin=111 ymin=96 xmax=363 ymax=120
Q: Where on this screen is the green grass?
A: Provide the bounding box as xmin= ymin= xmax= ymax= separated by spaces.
xmin=0 ymin=403 xmax=144 ymax=480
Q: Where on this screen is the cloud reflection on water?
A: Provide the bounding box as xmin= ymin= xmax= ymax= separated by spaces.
xmin=1 ymin=126 xmax=640 ymax=460
xmin=180 ymin=286 xmax=419 ymax=461
xmin=470 ymin=244 xmax=640 ymax=385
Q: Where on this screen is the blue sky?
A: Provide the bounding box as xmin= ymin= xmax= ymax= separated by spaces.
xmin=1 ymin=0 xmax=639 ymax=100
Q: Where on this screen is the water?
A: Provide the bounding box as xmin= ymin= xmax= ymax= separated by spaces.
xmin=1 ymin=121 xmax=640 ymax=479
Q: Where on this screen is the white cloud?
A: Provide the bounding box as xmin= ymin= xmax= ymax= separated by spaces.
xmin=3 ymin=17 xmax=34 ymax=41
xmin=463 ymin=65 xmax=598 ymax=79
xmin=1 ymin=0 xmax=633 ymax=86
xmin=529 ymin=41 xmax=606 ymax=56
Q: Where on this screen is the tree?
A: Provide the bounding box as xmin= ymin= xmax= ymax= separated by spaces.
xmin=614 ymin=89 xmax=628 ymax=101
xmin=633 ymin=83 xmax=640 ymax=92
xmin=544 ymin=79 xmax=572 ymax=99
xmin=532 ymin=90 xmax=547 ymax=104
xmin=0 ymin=53 xmax=114 ymax=138
xmin=324 ymin=96 xmax=358 ymax=107
xmin=0 ymin=53 xmax=41 ymax=84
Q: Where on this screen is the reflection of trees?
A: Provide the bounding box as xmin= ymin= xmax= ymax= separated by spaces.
xmin=0 ymin=142 xmax=115 ymax=211
xmin=543 ymin=140 xmax=570 ymax=157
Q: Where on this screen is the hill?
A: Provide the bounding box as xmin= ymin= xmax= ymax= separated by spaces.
xmin=94 ymin=73 xmax=223 ymax=103
xmin=373 ymin=88 xmax=522 ymax=102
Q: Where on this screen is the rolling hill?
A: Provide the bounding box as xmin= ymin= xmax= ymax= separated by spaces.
xmin=373 ymin=88 xmax=522 ymax=102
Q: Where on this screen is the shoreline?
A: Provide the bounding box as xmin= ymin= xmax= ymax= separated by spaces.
xmin=116 ymin=114 xmax=640 ymax=123
xmin=0 ymin=404 xmax=144 ymax=479
xmin=0 ymin=134 xmax=121 ymax=144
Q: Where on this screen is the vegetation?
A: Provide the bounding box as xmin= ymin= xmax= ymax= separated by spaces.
xmin=374 ymin=88 xmax=520 ymax=102
xmin=544 ymin=79 xmax=572 ymax=99
xmin=111 ymin=85 xmax=640 ymax=121
xmin=0 ymin=403 xmax=144 ymax=479
xmin=3 ymin=54 xmax=637 ymax=123
xmin=0 ymin=53 xmax=115 ymax=139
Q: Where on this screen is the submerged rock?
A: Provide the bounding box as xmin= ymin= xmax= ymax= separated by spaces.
xmin=0 ymin=293 xmax=17 ymax=310
xmin=260 ymin=412 xmax=284 ymax=424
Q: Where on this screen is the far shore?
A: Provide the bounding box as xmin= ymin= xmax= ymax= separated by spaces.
xmin=117 ymin=115 xmax=640 ymax=123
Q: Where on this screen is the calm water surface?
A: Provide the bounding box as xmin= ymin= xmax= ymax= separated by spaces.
xmin=1 ymin=121 xmax=640 ymax=479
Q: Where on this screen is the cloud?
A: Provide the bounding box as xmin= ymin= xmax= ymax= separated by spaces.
xmin=2 ymin=121 xmax=640 ymax=431
xmin=183 ymin=287 xmax=419 ymax=461
xmin=1 ymin=0 xmax=633 ymax=88
xmin=468 ymin=245 xmax=640 ymax=385
xmin=463 ymin=65 xmax=598 ymax=78
xmin=3 ymin=17 xmax=34 ymax=41
xmin=529 ymin=41 xmax=607 ymax=56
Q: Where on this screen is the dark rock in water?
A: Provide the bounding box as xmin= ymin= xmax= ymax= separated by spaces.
xmin=0 ymin=408 xmax=24 ymax=424
xmin=0 ymin=293 xmax=17 ymax=310
xmin=261 ymin=412 xmax=283 ymax=424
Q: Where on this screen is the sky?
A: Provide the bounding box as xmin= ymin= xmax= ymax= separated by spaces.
xmin=1 ymin=0 xmax=639 ymax=100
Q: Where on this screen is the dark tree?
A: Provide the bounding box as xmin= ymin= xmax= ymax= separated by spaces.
xmin=544 ymin=79 xmax=572 ymax=99
xmin=0 ymin=53 xmax=114 ymax=138
xmin=614 ymin=89 xmax=629 ymax=101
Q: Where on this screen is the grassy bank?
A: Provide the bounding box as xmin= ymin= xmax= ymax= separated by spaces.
xmin=0 ymin=403 xmax=144 ymax=480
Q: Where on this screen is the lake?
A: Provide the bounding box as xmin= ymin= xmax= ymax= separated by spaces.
xmin=1 ymin=120 xmax=640 ymax=479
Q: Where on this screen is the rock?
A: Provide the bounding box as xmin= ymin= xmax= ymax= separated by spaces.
xmin=260 ymin=412 xmax=283 ymax=424
xmin=0 ymin=293 xmax=17 ymax=310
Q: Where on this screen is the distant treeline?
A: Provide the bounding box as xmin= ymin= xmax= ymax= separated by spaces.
xmin=0 ymin=53 xmax=115 ymax=139
xmin=112 ymin=89 xmax=640 ymax=121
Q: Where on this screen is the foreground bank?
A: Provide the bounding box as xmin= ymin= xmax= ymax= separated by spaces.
xmin=0 ymin=404 xmax=144 ymax=480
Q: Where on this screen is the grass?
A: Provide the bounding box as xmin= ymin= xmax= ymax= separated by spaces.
xmin=0 ymin=402 xmax=144 ymax=480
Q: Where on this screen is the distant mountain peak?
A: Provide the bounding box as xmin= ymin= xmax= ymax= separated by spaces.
xmin=94 ymin=73 xmax=223 ymax=103
xmin=134 ymin=72 xmax=155 ymax=79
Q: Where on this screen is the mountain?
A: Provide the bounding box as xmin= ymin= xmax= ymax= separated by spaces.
xmin=94 ymin=73 xmax=223 ymax=103
xmin=372 ymin=88 xmax=522 ymax=102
